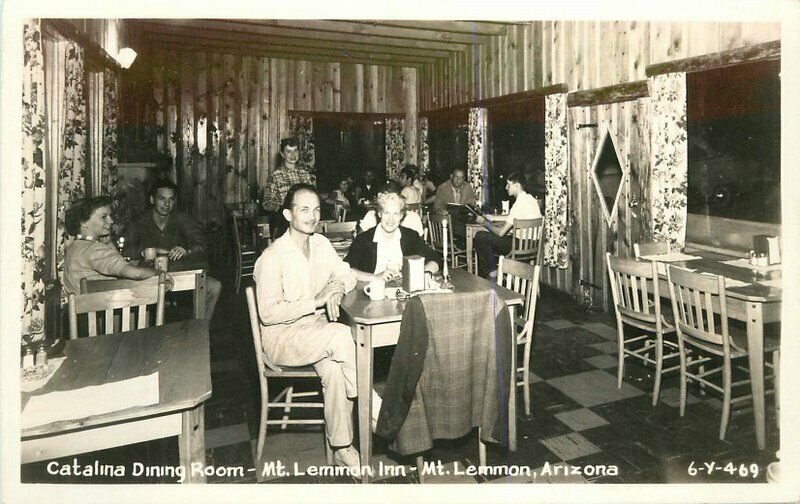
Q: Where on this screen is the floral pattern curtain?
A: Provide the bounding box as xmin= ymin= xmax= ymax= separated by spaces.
xmin=21 ymin=19 xmax=47 ymax=340
xmin=467 ymin=108 xmax=488 ymax=204
xmin=385 ymin=118 xmax=405 ymax=181
xmin=55 ymin=41 xmax=88 ymax=270
xmin=650 ymin=73 xmax=688 ymax=250
xmin=417 ymin=116 xmax=429 ymax=177
xmin=544 ymin=93 xmax=569 ymax=269
xmin=288 ymin=114 xmax=315 ymax=172
xmin=102 ymin=69 xmax=125 ymax=226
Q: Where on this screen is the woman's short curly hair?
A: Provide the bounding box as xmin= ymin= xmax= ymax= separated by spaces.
xmin=65 ymin=196 xmax=114 ymax=236
xmin=375 ymin=190 xmax=406 ymax=213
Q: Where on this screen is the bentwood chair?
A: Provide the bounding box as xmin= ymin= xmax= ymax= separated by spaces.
xmin=606 ymin=253 xmax=681 ymax=406
xmin=497 ymin=256 xmax=541 ymax=416
xmin=232 ymin=211 xmax=258 ymax=294
xmin=68 ymin=274 xmax=167 ymax=339
xmin=666 ymin=266 xmax=780 ymax=440
xmin=334 ymin=204 xmax=348 ymax=223
xmin=510 ymin=218 xmax=545 ymax=265
xmin=245 ymin=286 xmax=333 ymax=471
xmin=427 ymin=212 xmax=469 ymax=269
xmin=633 ymin=241 xmax=669 ymax=259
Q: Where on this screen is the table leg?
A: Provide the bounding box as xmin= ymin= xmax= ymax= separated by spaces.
xmin=179 ymin=404 xmax=206 ymax=483
xmin=194 ymin=272 xmax=206 ymax=320
xmin=466 ymin=226 xmax=475 ymax=274
xmin=353 ymin=323 xmax=373 ymax=483
xmin=745 ymin=302 xmax=766 ymax=450
xmin=508 ymin=305 xmax=517 ymax=452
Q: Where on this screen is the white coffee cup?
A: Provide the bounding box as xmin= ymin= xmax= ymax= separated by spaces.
xmin=364 ymin=278 xmax=385 ymax=301
xmin=143 ymin=247 xmax=157 ymax=261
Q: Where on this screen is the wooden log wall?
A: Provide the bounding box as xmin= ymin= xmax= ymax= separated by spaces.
xmin=144 ymin=49 xmax=416 ymax=226
xmin=418 ymin=20 xmax=779 ymax=301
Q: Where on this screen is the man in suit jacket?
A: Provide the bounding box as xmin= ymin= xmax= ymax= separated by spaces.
xmin=433 ymin=167 xmax=476 ymax=213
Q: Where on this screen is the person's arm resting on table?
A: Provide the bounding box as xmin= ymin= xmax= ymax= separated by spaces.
xmin=475 ymin=214 xmax=513 ymax=237
xmin=91 ymin=244 xmax=159 ymax=280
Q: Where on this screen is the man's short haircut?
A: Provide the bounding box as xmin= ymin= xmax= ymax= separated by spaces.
xmin=283 ymin=183 xmax=318 ymax=210
xmin=400 ymin=166 xmax=417 ymax=181
xmin=451 ymin=167 xmax=466 ymax=176
xmin=149 ymin=179 xmax=178 ymax=199
xmin=378 ymin=180 xmax=401 ymax=195
xmin=506 ymin=172 xmax=528 ymax=192
xmin=280 ymin=137 xmax=300 ymax=152
xmin=65 ymin=196 xmax=114 ymax=236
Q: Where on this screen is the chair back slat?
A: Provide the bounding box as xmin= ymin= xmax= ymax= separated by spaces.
xmin=510 ymin=218 xmax=544 ymax=262
xmin=68 ymin=276 xmax=166 ymax=339
xmin=606 ymin=253 xmax=662 ymax=332
xmin=633 ymin=241 xmax=669 ymax=258
xmin=666 ymin=265 xmax=729 ymax=349
xmin=324 ymin=221 xmax=357 ymax=233
xmin=426 ymin=212 xmax=446 ymax=249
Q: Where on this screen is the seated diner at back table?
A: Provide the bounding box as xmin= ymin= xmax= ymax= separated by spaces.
xmin=62 ymin=196 xmax=161 ymax=295
xmin=473 ymin=172 xmax=542 ymax=278
xmin=123 ymin=179 xmax=221 ymax=320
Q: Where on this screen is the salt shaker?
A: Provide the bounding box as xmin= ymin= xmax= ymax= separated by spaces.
xmin=22 ymin=347 xmax=34 ymax=369
xmin=35 ymin=345 xmax=47 ymax=367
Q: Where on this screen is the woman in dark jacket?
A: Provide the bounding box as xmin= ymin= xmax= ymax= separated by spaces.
xmin=345 ymin=188 xmax=440 ymax=282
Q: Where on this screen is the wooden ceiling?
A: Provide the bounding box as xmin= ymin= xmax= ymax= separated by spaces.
xmin=129 ymin=19 xmax=525 ymax=67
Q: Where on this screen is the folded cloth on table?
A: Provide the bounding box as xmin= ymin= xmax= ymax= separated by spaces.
xmin=375 ymin=288 xmax=512 ymax=455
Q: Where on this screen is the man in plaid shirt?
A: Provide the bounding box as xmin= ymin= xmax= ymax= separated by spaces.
xmin=262 ymin=137 xmax=316 ymax=237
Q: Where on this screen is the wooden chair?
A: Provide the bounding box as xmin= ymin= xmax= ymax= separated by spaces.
xmin=245 ymin=287 xmax=333 ymax=470
xmin=666 ymin=265 xmax=780 ymax=440
xmin=510 ymin=218 xmax=544 ymax=265
xmin=68 ymin=274 xmax=167 ymax=339
xmin=497 ymin=256 xmax=541 ymax=416
xmin=634 ymin=241 xmax=669 ymax=259
xmin=323 ymin=221 xmax=357 ymax=234
xmin=232 ymin=211 xmax=258 ymax=294
xmin=334 ymin=204 xmax=348 ymax=223
xmin=606 ymin=253 xmax=681 ymax=406
xmin=427 ymin=212 xmax=468 ymax=269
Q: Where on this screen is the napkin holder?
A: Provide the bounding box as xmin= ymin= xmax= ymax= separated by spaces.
xmin=402 ymin=255 xmax=425 ymax=293
xmin=753 ymin=235 xmax=781 ymax=265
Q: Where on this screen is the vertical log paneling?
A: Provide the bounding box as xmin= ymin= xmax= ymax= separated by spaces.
xmin=256 ymin=57 xmax=270 ymax=187
xmin=222 ymin=54 xmax=237 ymax=205
xmin=208 ymin=53 xmax=222 ymax=227
xmin=179 ymin=52 xmax=194 ymax=212
xmin=194 ymin=51 xmax=207 ymax=222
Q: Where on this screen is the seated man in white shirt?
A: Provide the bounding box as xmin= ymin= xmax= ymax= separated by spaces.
xmin=358 ymin=181 xmax=424 ymax=237
xmin=398 ymin=165 xmax=422 ymax=204
xmin=473 ymin=172 xmax=542 ymax=277
xmin=253 ymin=183 xmax=375 ymax=476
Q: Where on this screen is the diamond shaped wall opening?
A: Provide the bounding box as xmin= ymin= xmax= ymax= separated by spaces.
xmin=590 ymin=129 xmax=627 ymax=227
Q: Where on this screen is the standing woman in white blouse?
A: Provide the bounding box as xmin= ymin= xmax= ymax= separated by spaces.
xmin=473 ymin=172 xmax=542 ymax=277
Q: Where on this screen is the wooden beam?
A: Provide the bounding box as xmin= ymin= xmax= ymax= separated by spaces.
xmin=646 ymin=39 xmax=780 ymax=76
xmin=140 ymin=39 xmax=425 ymax=68
xmin=567 ymin=80 xmax=649 ymax=107
xmin=136 ymin=21 xmax=454 ymax=59
xmin=422 ymin=83 xmax=569 ymax=114
xmin=351 ymin=20 xmax=510 ymax=36
xmin=236 ymin=19 xmax=490 ymax=45
xmin=43 ymin=19 xmax=122 ymax=72
xmin=140 ymin=19 xmax=473 ymax=53
xmin=288 ymin=110 xmax=404 ymax=120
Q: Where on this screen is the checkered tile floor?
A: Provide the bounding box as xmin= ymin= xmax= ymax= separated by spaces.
xmin=22 ymin=272 xmax=780 ymax=485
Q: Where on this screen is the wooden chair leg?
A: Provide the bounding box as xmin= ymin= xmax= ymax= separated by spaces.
xmin=679 ymin=350 xmax=688 ymax=417
xmin=522 ymin=340 xmax=532 ymax=417
xmin=773 ymin=350 xmax=780 ymax=427
xmin=720 ymin=358 xmax=732 ymax=440
xmin=616 ymin=323 xmax=625 ymax=388
xmin=416 ymin=455 xmax=425 ymax=484
xmin=281 ymin=386 xmax=294 ymax=430
xmin=652 ymin=338 xmax=664 ymax=406
xmin=478 ymin=431 xmax=487 ymax=467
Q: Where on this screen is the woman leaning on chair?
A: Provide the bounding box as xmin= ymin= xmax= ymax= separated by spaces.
xmin=473 ymin=172 xmax=542 ymax=278
xmin=345 ymin=186 xmax=441 ymax=282
xmin=62 ymin=196 xmax=160 ymax=294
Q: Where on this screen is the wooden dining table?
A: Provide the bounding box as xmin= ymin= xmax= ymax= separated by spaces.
xmin=340 ymin=268 xmax=524 ymax=483
xmin=21 ymin=319 xmax=212 ymax=483
xmin=646 ymin=249 xmax=782 ymax=450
